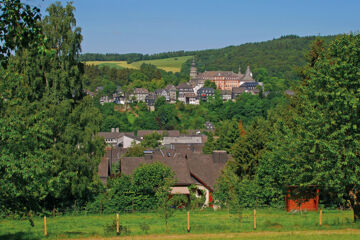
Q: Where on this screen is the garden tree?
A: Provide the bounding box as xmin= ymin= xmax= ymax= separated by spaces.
xmin=140 ymin=63 xmax=161 ymax=81
xmin=154 ymin=96 xmax=166 ymax=110
xmin=203 ymin=79 xmax=216 ymax=89
xmin=0 ymin=1 xmax=105 ymax=218
xmin=231 ymin=117 xmax=270 ymax=179
xmin=129 ymin=71 xmax=148 ymax=82
xmin=258 ymin=34 xmax=360 ymax=219
xmin=141 ymin=132 xmax=162 ymax=149
xmin=214 ymin=119 xmax=241 ymax=153
xmin=102 ymin=81 xmax=117 ymax=96
xmin=156 ymin=104 xmax=179 ymax=130
xmin=133 ymin=111 xmax=159 ymax=130
xmin=203 ymin=132 xmax=216 ymax=154
xmin=123 ymin=143 xmax=146 ymax=157
xmin=155 ymin=176 xmax=176 ymax=232
xmin=100 ymin=175 xmax=134 ymax=213
xmin=132 ymin=162 xmax=175 ymax=210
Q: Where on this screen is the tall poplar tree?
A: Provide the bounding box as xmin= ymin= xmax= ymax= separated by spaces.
xmin=0 ymin=1 xmax=104 ymax=218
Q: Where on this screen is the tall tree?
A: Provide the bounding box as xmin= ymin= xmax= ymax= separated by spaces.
xmin=0 ymin=1 xmax=104 ymax=219
xmin=259 ymin=34 xmax=360 ymax=220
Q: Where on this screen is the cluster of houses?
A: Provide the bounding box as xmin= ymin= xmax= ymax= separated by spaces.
xmin=86 ymin=61 xmax=263 ymax=107
xmin=97 ymin=128 xmax=230 ymax=207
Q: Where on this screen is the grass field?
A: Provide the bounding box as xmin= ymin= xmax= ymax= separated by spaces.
xmin=85 ymin=56 xmax=193 ymax=72
xmin=1 ymin=208 xmax=360 ymax=239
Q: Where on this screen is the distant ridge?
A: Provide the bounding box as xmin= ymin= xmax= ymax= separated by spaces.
xmin=81 ymin=34 xmax=338 ymax=81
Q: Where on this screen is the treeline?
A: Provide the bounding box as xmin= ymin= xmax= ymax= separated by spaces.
xmin=80 ymin=50 xmax=196 ymax=63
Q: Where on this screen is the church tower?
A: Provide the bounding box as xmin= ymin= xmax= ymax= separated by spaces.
xmin=190 ymin=59 xmax=198 ymax=79
xmin=238 ymin=65 xmax=244 ymax=78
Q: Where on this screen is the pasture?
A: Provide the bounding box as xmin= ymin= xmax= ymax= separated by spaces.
xmin=84 ymin=56 xmax=193 ymax=72
xmin=1 ymin=208 xmax=360 ymax=240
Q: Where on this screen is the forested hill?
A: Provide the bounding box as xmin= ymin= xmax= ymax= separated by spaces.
xmin=81 ymin=35 xmax=337 ymax=83
xmin=181 ymin=35 xmax=337 ymax=82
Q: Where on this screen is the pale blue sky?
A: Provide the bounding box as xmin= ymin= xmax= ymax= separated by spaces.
xmin=31 ymin=0 xmax=360 ymax=54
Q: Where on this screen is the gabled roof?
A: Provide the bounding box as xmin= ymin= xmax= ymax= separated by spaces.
xmin=165 ymin=85 xmax=177 ymax=91
xmin=134 ymin=88 xmax=149 ymax=94
xmin=177 ymin=82 xmax=193 ymax=89
xmin=98 ymin=132 xmax=124 ymax=139
xmin=137 ymin=130 xmax=180 ymax=138
xmin=121 ymin=156 xmax=196 ymax=186
xmin=198 ymin=71 xmax=239 ymax=78
xmin=185 ymin=92 xmax=197 ymax=98
xmin=232 ymin=87 xmax=245 ymax=94
xmin=119 ymin=149 xmax=230 ymax=190
xmin=220 ymin=90 xmax=232 ymax=95
xmin=241 ymin=66 xmax=255 ymax=82
xmin=145 ymin=93 xmax=157 ymax=100
xmin=197 ymin=87 xmax=215 ymax=93
xmin=240 ymin=82 xmax=259 ymax=88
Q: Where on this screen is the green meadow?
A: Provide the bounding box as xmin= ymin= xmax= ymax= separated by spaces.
xmin=1 ymin=208 xmax=360 ymax=240
xmin=85 ymin=56 xmax=193 ymax=72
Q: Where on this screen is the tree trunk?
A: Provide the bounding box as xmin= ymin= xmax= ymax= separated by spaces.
xmin=349 ymin=189 xmax=360 ymax=222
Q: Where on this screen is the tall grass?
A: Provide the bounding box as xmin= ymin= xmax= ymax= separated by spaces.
xmin=1 ymin=208 xmax=359 ymax=240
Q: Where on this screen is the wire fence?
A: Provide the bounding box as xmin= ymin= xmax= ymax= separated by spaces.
xmin=1 ymin=208 xmax=359 ymax=239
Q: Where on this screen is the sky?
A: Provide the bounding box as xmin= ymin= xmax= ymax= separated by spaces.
xmin=29 ymin=0 xmax=360 ymax=54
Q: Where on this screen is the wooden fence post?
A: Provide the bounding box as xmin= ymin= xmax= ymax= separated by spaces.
xmin=187 ymin=211 xmax=190 ymax=232
xmin=44 ymin=216 xmax=47 ymax=236
xmin=253 ymin=209 xmax=256 ymax=230
xmin=320 ymin=208 xmax=323 ymax=226
xmin=116 ymin=213 xmax=119 ymax=235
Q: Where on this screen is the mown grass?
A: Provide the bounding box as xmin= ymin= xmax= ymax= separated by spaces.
xmin=84 ymin=56 xmax=193 ymax=72
xmin=1 ymin=208 xmax=360 ymax=240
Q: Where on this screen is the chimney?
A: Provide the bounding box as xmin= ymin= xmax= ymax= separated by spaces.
xmin=111 ymin=128 xmax=115 ymax=132
xmin=116 ymin=128 xmax=119 ymax=132
xmin=212 ymin=150 xmax=228 ymax=163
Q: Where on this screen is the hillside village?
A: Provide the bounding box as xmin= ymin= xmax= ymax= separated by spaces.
xmin=86 ymin=60 xmax=263 ymax=107
xmin=93 ymin=61 xmax=264 ymax=206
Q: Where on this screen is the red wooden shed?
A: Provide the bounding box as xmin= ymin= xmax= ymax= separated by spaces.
xmin=285 ymin=186 xmax=319 ymax=212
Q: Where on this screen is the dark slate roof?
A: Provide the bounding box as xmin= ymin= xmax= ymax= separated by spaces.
xmin=198 ymin=71 xmax=239 ymax=78
xmin=165 ymin=85 xmax=176 ymax=91
xmin=232 ymin=87 xmax=245 ymax=94
xmin=197 ymin=87 xmax=215 ymax=94
xmin=120 ymin=156 xmax=195 ymax=186
xmin=134 ymin=88 xmax=149 ymax=94
xmin=187 ymin=152 xmax=227 ymax=190
xmin=220 ymin=90 xmax=232 ymax=95
xmin=120 ymin=149 xmax=230 ymax=190
xmin=240 ymin=82 xmax=259 ymax=88
xmin=137 ymin=130 xmax=180 ymax=138
xmin=177 ymin=82 xmax=193 ymax=89
xmin=145 ymin=93 xmax=157 ymax=100
xmin=185 ymin=92 xmax=197 ymax=98
xmin=98 ymin=132 xmax=139 ymax=140
xmin=98 ymin=147 xmax=126 ymax=181
xmin=98 ymin=132 xmax=124 ymax=139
